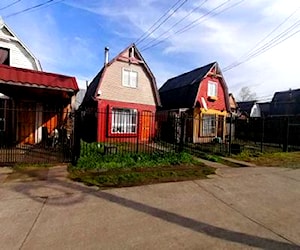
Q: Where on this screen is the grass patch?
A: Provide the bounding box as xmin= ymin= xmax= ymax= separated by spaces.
xmin=69 ymin=151 xmax=215 ymax=188
xmin=69 ymin=165 xmax=215 ymax=188
xmin=75 ymin=151 xmax=200 ymax=170
xmin=13 ymin=163 xmax=54 ymax=169
xmin=7 ymin=163 xmax=54 ymax=181
xmin=233 ymin=150 xmax=300 ymax=169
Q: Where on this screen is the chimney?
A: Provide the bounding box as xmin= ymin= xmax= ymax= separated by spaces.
xmin=104 ymin=47 xmax=109 ymax=65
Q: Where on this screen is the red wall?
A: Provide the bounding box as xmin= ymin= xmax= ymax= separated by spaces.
xmin=97 ymin=99 xmax=156 ymax=142
xmin=197 ymin=75 xmax=227 ymax=112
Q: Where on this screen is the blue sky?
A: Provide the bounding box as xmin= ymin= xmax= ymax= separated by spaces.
xmin=1 ymin=0 xmax=300 ymax=101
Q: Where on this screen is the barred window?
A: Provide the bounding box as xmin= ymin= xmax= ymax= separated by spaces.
xmin=112 ymin=108 xmax=137 ymax=133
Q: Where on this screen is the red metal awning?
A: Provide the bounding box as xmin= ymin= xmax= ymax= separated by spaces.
xmin=0 ymin=64 xmax=79 ymax=92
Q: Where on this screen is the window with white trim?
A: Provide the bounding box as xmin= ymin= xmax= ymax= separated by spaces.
xmin=122 ymin=68 xmax=138 ymax=88
xmin=207 ymin=81 xmax=217 ymax=97
xmin=112 ymin=108 xmax=137 ymax=133
xmin=202 ymin=114 xmax=216 ymax=136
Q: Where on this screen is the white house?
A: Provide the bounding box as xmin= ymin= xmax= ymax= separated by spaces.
xmin=0 ymin=17 xmax=41 ymax=70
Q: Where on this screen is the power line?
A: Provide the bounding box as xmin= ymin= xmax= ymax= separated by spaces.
xmin=136 ymin=0 xmax=188 ymax=45
xmin=139 ymin=0 xmax=208 ymax=50
xmin=141 ymin=0 xmax=245 ymax=51
xmin=223 ymin=18 xmax=300 ymax=72
xmin=4 ymin=0 xmax=64 ymax=18
xmin=0 ymin=0 xmax=21 ymax=11
xmin=135 ymin=0 xmax=184 ymax=44
xmin=223 ymin=6 xmax=300 ymax=71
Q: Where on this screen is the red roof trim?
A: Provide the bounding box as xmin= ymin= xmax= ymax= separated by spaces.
xmin=0 ymin=64 xmax=79 ymax=92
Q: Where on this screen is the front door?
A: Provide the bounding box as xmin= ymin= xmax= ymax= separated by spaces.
xmin=18 ymin=102 xmax=36 ymax=144
xmin=141 ymin=111 xmax=152 ymax=141
xmin=217 ymin=115 xmax=224 ymax=139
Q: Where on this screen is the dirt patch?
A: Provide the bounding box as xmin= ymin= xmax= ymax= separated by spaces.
xmin=5 ymin=167 xmax=49 ymax=182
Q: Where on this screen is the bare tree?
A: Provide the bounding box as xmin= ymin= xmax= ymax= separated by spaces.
xmin=238 ymin=86 xmax=257 ymax=101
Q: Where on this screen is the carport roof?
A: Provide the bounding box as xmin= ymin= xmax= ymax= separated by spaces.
xmin=0 ymin=64 xmax=79 ymax=92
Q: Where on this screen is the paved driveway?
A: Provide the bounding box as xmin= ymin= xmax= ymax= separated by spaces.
xmin=0 ymin=165 xmax=299 ymax=249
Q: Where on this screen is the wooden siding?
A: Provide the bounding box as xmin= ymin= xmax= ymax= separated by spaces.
xmin=196 ymin=75 xmax=227 ymax=112
xmin=193 ymin=71 xmax=228 ymax=143
xmin=0 ymin=27 xmax=40 ymax=70
xmin=99 ymin=61 xmax=156 ymax=106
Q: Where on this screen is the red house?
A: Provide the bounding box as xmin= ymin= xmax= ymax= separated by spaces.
xmin=158 ymin=62 xmax=230 ymax=143
xmin=0 ymin=64 xmax=79 ymax=145
xmin=80 ymin=44 xmax=161 ymax=143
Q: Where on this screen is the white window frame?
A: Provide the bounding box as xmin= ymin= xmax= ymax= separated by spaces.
xmin=202 ymin=114 xmax=216 ymax=136
xmin=122 ymin=68 xmax=138 ymax=88
xmin=111 ymin=108 xmax=137 ymax=134
xmin=207 ymin=80 xmax=217 ymax=97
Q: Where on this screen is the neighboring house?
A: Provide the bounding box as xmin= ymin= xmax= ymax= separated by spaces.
xmin=237 ymin=101 xmax=270 ymax=118
xmin=0 ymin=18 xmax=78 ymax=146
xmin=80 ymin=44 xmax=161 ymax=142
xmin=229 ymin=93 xmax=238 ymax=115
xmin=0 ymin=17 xmax=41 ymax=70
xmin=227 ymin=93 xmax=238 ymax=140
xmin=0 ymin=64 xmax=79 ymax=145
xmin=270 ymin=88 xmax=300 ymax=116
xmin=158 ymin=62 xmax=230 ymax=143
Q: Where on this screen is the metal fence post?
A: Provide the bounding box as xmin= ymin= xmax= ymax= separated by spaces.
xmin=261 ymin=116 xmax=264 ymax=153
xmin=228 ymin=113 xmax=232 ymax=156
xmin=71 ymin=110 xmax=81 ymax=165
xmin=179 ymin=113 xmax=186 ymax=152
xmin=136 ymin=111 xmax=140 ymax=154
xmin=283 ymin=117 xmax=290 ymax=152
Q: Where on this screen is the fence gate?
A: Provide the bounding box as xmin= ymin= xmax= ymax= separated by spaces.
xmin=0 ymin=107 xmax=74 ymax=165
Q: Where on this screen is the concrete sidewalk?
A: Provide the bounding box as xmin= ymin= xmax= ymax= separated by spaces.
xmin=0 ymin=165 xmax=299 ymax=249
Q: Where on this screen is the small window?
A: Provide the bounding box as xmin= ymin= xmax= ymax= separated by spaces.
xmin=207 ymin=81 xmax=217 ymax=97
xmin=111 ymin=108 xmax=137 ymax=134
xmin=0 ymin=47 xmax=9 ymax=66
xmin=202 ymin=114 xmax=216 ymax=136
xmin=122 ymin=68 xmax=138 ymax=88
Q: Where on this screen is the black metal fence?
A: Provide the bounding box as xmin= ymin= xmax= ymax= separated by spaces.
xmin=76 ymin=111 xmax=230 ymax=160
xmin=4 ymin=107 xmax=299 ymax=166
xmin=233 ymin=116 xmax=300 ymax=153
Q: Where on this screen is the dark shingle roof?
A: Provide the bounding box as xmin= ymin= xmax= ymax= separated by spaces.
xmin=159 ymin=62 xmax=215 ymax=109
xmin=271 ymin=89 xmax=300 ymax=116
xmin=237 ymin=101 xmax=256 ymax=116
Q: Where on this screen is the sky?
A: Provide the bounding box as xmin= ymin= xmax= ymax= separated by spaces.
xmin=1 ymin=0 xmax=300 ymax=102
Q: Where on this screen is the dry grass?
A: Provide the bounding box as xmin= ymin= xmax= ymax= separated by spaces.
xmin=234 ymin=151 xmax=300 ymax=169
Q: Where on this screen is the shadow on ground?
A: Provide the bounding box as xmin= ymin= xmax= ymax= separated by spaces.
xmin=5 ymin=166 xmax=299 ymax=250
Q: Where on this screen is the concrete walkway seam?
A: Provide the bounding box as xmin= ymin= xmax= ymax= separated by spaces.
xmin=192 ymin=180 xmax=299 ymax=246
xmin=19 ymin=197 xmax=48 ymax=250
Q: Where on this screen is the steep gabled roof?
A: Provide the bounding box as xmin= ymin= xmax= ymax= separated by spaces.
xmin=237 ymin=101 xmax=256 ymax=116
xmin=0 ymin=17 xmax=42 ymax=70
xmin=272 ymin=88 xmax=300 ymax=103
xmin=0 ymin=64 xmax=78 ymax=92
xmin=271 ymin=88 xmax=300 ymax=116
xmin=81 ymin=44 xmax=161 ymax=106
xmin=159 ymin=62 xmax=229 ymax=110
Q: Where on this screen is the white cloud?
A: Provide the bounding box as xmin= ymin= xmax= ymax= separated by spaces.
xmin=3 ymin=0 xmax=300 ymax=99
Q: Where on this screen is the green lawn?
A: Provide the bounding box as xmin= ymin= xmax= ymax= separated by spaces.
xmin=68 ymin=152 xmax=215 ymax=188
